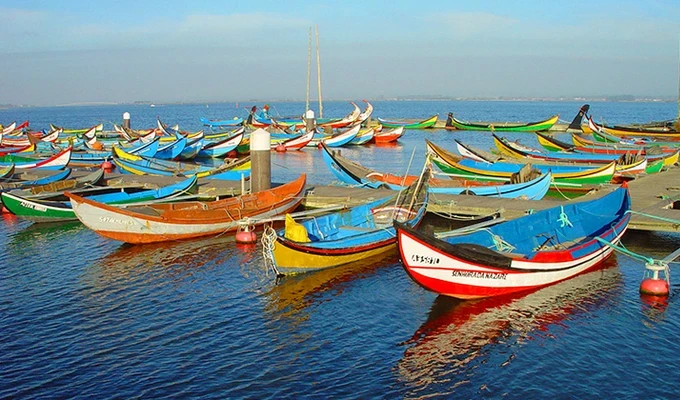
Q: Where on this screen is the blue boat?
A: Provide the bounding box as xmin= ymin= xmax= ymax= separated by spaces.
xmin=200 ymin=117 xmax=244 ymax=127
xmin=112 ymin=146 xmax=251 ymax=181
xmin=266 ymin=167 xmax=431 ymax=275
xmin=320 ymin=142 xmax=552 ymax=200
xmin=155 ymin=133 xmax=187 ymax=160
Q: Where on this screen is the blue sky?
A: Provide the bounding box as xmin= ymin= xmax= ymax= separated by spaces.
xmin=0 ymin=0 xmax=678 ymax=105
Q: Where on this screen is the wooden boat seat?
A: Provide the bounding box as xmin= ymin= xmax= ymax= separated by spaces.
xmin=338 ymin=225 xmax=375 ymax=233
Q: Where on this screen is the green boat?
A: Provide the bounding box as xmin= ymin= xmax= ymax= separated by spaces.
xmin=1 ymin=175 xmax=198 ymax=223
xmin=376 ymin=114 xmax=438 ymax=129
xmin=444 ymin=113 xmax=559 ymax=132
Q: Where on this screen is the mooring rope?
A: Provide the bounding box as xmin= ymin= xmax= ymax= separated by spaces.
xmin=261 ymin=225 xmax=280 ymax=277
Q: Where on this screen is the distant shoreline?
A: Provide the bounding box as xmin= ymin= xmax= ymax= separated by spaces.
xmin=1 ymin=96 xmax=676 ymax=109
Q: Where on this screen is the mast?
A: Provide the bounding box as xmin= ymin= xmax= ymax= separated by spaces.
xmin=315 ymin=24 xmax=323 ymax=118
xmin=306 ymin=27 xmax=312 ymax=112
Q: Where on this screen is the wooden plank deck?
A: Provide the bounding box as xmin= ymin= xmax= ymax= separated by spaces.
xmin=303 ymin=166 xmax=680 ymax=233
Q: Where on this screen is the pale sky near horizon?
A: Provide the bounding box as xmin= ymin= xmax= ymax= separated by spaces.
xmin=0 ymin=0 xmax=678 ymax=106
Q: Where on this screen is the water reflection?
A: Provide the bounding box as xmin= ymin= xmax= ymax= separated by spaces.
xmin=397 ymin=259 xmax=623 ymax=397
xmin=264 ymin=252 xmax=398 ymax=324
xmin=5 ymin=221 xmax=86 ymax=254
xmin=89 ymin=235 xmax=241 ymax=287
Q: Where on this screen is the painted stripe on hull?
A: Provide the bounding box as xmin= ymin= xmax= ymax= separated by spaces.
xmin=398 ymin=224 xmax=627 ymax=299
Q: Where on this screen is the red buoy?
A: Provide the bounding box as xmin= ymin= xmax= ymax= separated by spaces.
xmin=235 ymin=228 xmax=257 ymax=244
xmin=317 ymin=142 xmax=323 ymax=149
xmin=275 ymin=143 xmax=287 ymax=152
xmin=101 ymin=160 xmax=114 ymax=171
xmin=640 ymin=278 xmax=669 ymax=296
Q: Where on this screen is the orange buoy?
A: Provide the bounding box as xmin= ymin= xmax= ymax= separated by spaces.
xmin=275 ymin=143 xmax=287 ymax=152
xmin=317 ymin=142 xmax=323 ymax=149
xmin=640 ymin=278 xmax=669 ymax=296
xmin=101 ymin=160 xmax=114 ymax=171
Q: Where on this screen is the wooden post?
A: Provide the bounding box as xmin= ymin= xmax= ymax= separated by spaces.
xmin=123 ymin=112 xmax=131 ymax=129
xmin=250 ymin=128 xmax=271 ymax=193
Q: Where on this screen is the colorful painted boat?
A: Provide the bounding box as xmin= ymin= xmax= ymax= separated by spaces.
xmin=196 ymin=131 xmax=244 ymax=158
xmin=591 ymin=118 xmax=680 ymax=139
xmin=372 ymin=126 xmax=405 ymax=144
xmin=0 ymin=164 xmax=16 ymax=181
xmin=3 ymin=175 xmax=198 ymax=223
xmin=0 ymin=146 xmax=72 ymax=170
xmin=307 ymin=124 xmax=360 ymax=148
xmin=349 ymin=127 xmax=375 ymax=145
xmin=200 ymin=117 xmax=244 ymax=127
xmin=177 ymin=132 xmax=205 ymax=160
xmin=273 ymin=130 xmax=315 ymax=150
xmin=493 ymin=134 xmax=662 ymax=169
xmin=266 ymin=169 xmax=430 ymax=274
xmin=5 ymin=169 xmax=105 ymax=199
xmin=112 ymin=145 xmax=251 ymax=180
xmin=377 ymin=115 xmax=438 ymax=129
xmin=50 ymin=122 xmax=103 ymax=135
xmin=0 ymin=168 xmax=72 ymax=191
xmin=426 ymin=140 xmax=615 ymax=187
xmin=67 ymin=173 xmax=307 ymax=244
xmin=445 ymin=113 xmax=558 ymax=132
xmin=320 ymin=142 xmax=552 ymax=199
xmin=395 ymin=186 xmax=631 ymax=299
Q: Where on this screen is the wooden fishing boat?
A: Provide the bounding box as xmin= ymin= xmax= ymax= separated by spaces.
xmin=196 ymin=131 xmax=244 ymax=158
xmin=320 ymin=142 xmax=552 ymax=199
xmin=591 ymin=118 xmax=680 ymax=139
xmin=178 ymin=131 xmax=205 ymax=160
xmin=372 ymin=126 xmax=405 ymax=144
xmin=426 ymin=140 xmax=616 ymax=187
xmin=307 ymin=124 xmax=360 ymax=148
xmin=0 ymin=168 xmax=72 ymax=191
xmin=444 ymin=113 xmax=558 ymax=132
xmin=66 ymin=173 xmax=307 ymax=244
xmin=5 ymin=169 xmax=105 ymax=199
xmin=0 ymin=146 xmax=72 ymax=170
xmin=273 ymin=130 xmax=314 ymax=150
xmin=0 ymin=143 xmax=36 ymax=153
xmin=493 ymin=134 xmax=661 ymax=172
xmin=0 ymin=164 xmax=16 ymax=181
xmin=200 ymin=117 xmax=244 ymax=127
xmin=356 ymin=100 xmax=374 ymax=124
xmin=153 ymin=133 xmax=187 ymax=160
xmin=1 ymin=129 xmax=60 ymax=147
xmin=395 ymin=186 xmax=631 ymax=299
xmin=3 ymin=176 xmax=198 ymax=223
xmin=112 ymin=145 xmax=251 ymax=180
xmin=377 ymin=115 xmax=438 ymax=129
xmin=317 ymin=102 xmax=361 ymax=129
xmin=50 ymin=122 xmax=103 ymax=135
xmin=538 ymin=132 xmax=679 ymax=169
xmin=348 ymin=127 xmax=375 ymax=145
xmin=266 ymin=169 xmax=429 ymax=274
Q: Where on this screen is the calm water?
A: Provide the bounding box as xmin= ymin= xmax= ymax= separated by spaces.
xmin=1 ymin=101 xmax=680 ymax=399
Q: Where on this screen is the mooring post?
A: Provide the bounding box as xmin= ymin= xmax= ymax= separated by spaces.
xmin=305 ymin=109 xmax=316 ymax=133
xmin=250 ymin=128 xmax=271 ymax=193
xmin=123 ymin=112 xmax=131 ymax=129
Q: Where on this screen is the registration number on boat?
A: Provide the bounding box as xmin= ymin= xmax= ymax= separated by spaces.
xmin=411 ymin=254 xmax=440 ymax=265
xmin=20 ymin=201 xmax=47 ymax=212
